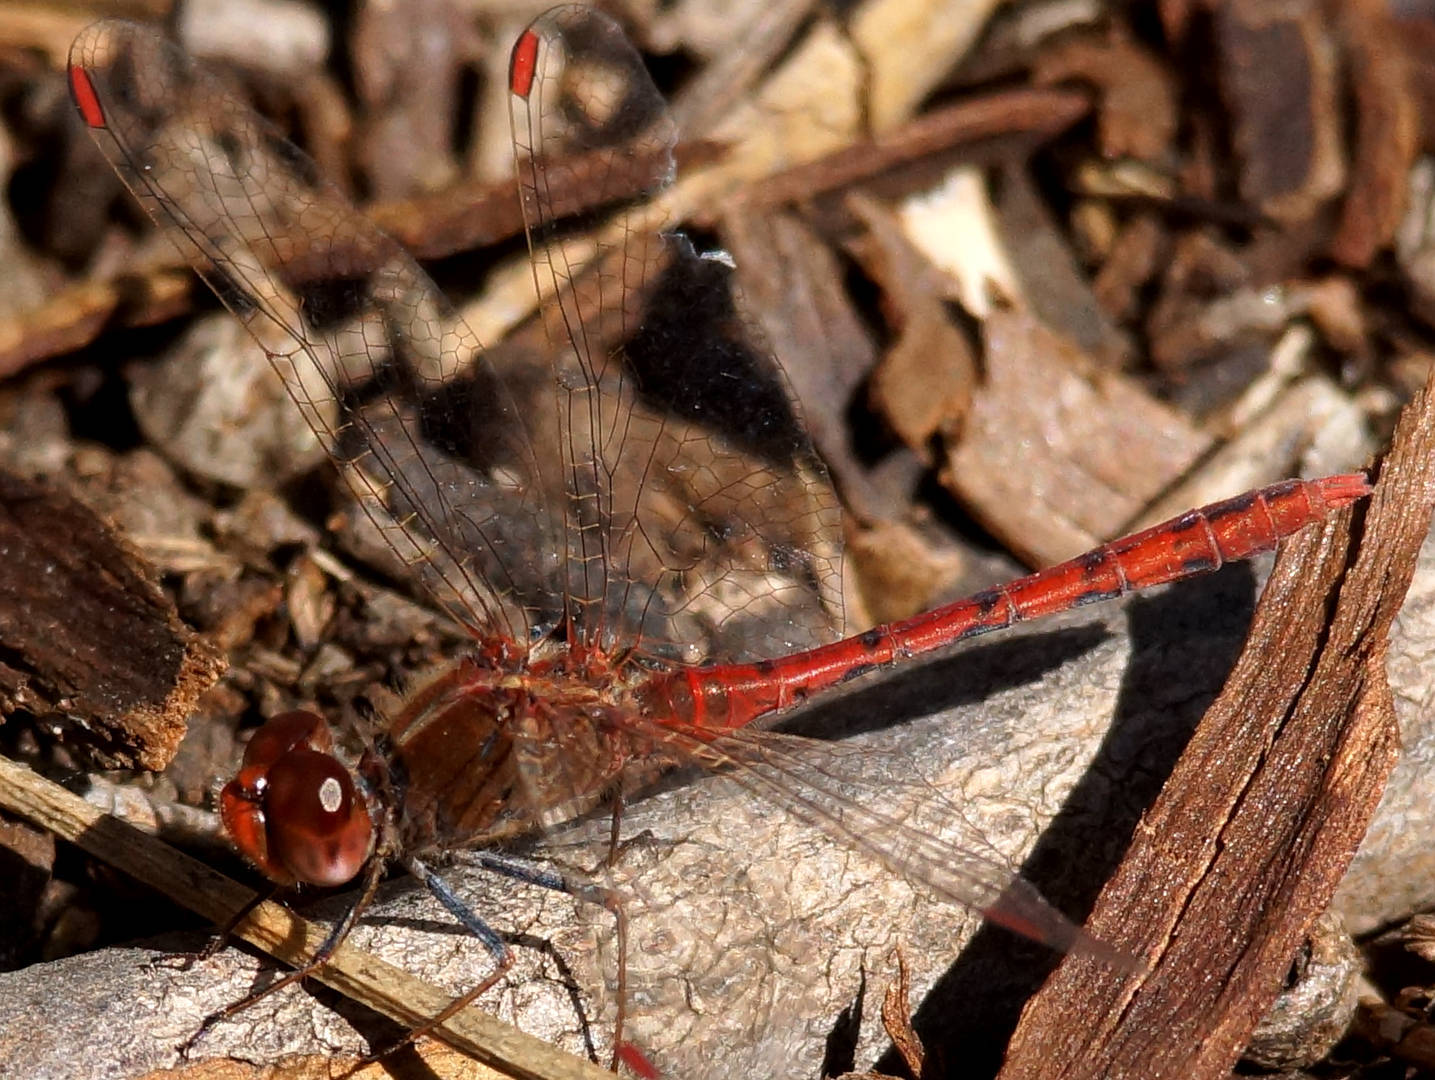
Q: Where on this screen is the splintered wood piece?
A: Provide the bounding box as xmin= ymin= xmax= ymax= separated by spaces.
xmin=0 ymin=469 xmax=224 ymax=771
xmin=848 ymin=190 xmax=978 ymax=456
xmin=738 ymin=88 xmax=1090 ymax=214
xmin=368 ymin=140 xmax=724 ymax=261
xmin=1030 ymin=27 xmax=1177 ymax=163
xmin=0 ymin=272 xmax=193 ymax=380
xmin=997 ymin=362 xmax=1435 ymax=1080
xmin=722 ymin=208 xmax=882 ymax=521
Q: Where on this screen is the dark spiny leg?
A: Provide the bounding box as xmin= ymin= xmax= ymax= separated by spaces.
xmin=606 ymin=787 xmax=626 ymax=867
xmin=462 ymin=854 xmax=635 ymax=1070
xmin=156 ymin=883 xmax=279 ymax=973
xmin=179 ymin=858 xmax=385 ymax=1057
xmin=358 ymin=855 xmax=516 ymax=1063
xmin=373 ymin=852 xmax=636 ymax=1072
xmin=607 ymin=878 xmax=632 ymax=1073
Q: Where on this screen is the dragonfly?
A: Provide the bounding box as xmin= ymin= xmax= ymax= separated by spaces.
xmin=67 ymin=5 xmax=1370 ymax=1072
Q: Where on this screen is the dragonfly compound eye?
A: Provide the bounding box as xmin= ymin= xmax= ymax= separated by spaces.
xmin=221 ymin=709 xmax=369 ymax=886
xmin=241 ymin=709 xmax=335 ymax=766
xmin=260 ymin=749 xmax=373 ymax=887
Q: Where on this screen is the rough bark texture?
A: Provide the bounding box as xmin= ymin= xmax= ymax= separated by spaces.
xmin=0 ymin=469 xmax=225 ymax=771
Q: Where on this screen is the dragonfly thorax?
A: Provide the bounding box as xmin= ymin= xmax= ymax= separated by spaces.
xmin=380 ymin=653 xmax=659 ymax=856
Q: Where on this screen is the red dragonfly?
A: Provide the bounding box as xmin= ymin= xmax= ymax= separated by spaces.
xmin=68 ymin=6 xmax=1369 ymax=1072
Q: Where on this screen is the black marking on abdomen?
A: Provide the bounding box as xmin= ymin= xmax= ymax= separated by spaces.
xmin=838 ymin=662 xmax=880 ymax=685
xmin=1180 ymin=553 xmax=1220 ymax=575
xmin=970 ymin=588 xmax=1009 ymax=617
xmin=1212 ymin=489 xmax=1261 ymax=515
xmin=1070 ymin=584 xmax=1124 ymax=607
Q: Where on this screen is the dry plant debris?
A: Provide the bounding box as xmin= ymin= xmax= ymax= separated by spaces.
xmin=0 ymin=468 xmax=224 ymax=771
xmin=0 ymin=0 xmax=1431 ymax=1077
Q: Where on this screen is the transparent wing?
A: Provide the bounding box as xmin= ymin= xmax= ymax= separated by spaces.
xmin=554 ymin=706 xmax=1126 ymax=1072
xmin=640 ymin=721 xmax=1110 ymax=961
xmin=68 ymin=20 xmax=563 ymax=642
xmin=508 ymin=7 xmax=844 ymax=663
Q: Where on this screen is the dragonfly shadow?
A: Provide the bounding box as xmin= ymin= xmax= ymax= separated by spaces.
xmin=860 ymin=562 xmax=1261 ymax=1078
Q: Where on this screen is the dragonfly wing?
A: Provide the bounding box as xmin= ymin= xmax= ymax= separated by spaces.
xmin=69 ymin=20 xmax=564 ymax=641
xmin=509 ymin=7 xmax=844 ymax=663
xmin=627 ymin=719 xmax=1124 ymax=964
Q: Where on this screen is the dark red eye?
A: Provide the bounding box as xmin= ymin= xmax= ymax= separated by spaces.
xmin=241 ymin=709 xmax=334 ymax=768
xmin=220 ymin=711 xmax=373 ymax=887
xmin=260 ymin=749 xmax=373 ymax=886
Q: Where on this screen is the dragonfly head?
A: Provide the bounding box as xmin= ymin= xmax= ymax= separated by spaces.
xmin=220 ymin=710 xmax=374 ymax=887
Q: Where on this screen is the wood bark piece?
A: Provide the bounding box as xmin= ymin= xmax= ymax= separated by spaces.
xmin=368 ymin=141 xmax=724 ymax=262
xmin=350 ymin=0 xmax=465 ymax=201
xmin=997 ymin=368 xmax=1435 ymax=1079
xmin=1394 ymin=16 xmax=1435 ymax=150
xmin=738 ymin=88 xmax=1091 ymax=214
xmin=1215 ymin=0 xmax=1346 ymax=225
xmin=1031 ymin=28 xmax=1177 ymax=162
xmin=0 ymin=271 xmax=193 ymax=380
xmin=1091 ymin=213 xmax=1165 ymax=321
xmin=849 ymin=0 xmax=1002 ymax=130
xmin=668 ymin=0 xmax=818 ymax=136
xmin=722 ymin=209 xmax=880 ymax=518
xmin=1352 ymin=998 xmax=1435 ymax=1071
xmin=0 ymin=469 xmax=225 ymax=771
xmin=1328 ymin=0 xmax=1418 ymax=268
xmin=849 ymin=190 xmax=978 ymax=457
xmin=993 ymin=168 xmax=1131 ymax=365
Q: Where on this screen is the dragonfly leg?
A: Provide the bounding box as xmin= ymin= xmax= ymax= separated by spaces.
xmin=152 ymin=884 xmax=280 ymax=975
xmin=607 ymin=789 xmax=626 ymax=867
xmin=178 ymin=858 xmax=385 ymax=1058
xmin=391 ymin=852 xmax=637 ymax=1073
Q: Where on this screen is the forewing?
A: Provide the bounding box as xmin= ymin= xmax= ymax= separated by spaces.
xmin=509 ymin=7 xmax=844 ymax=663
xmin=69 ymin=20 xmax=562 ymax=642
